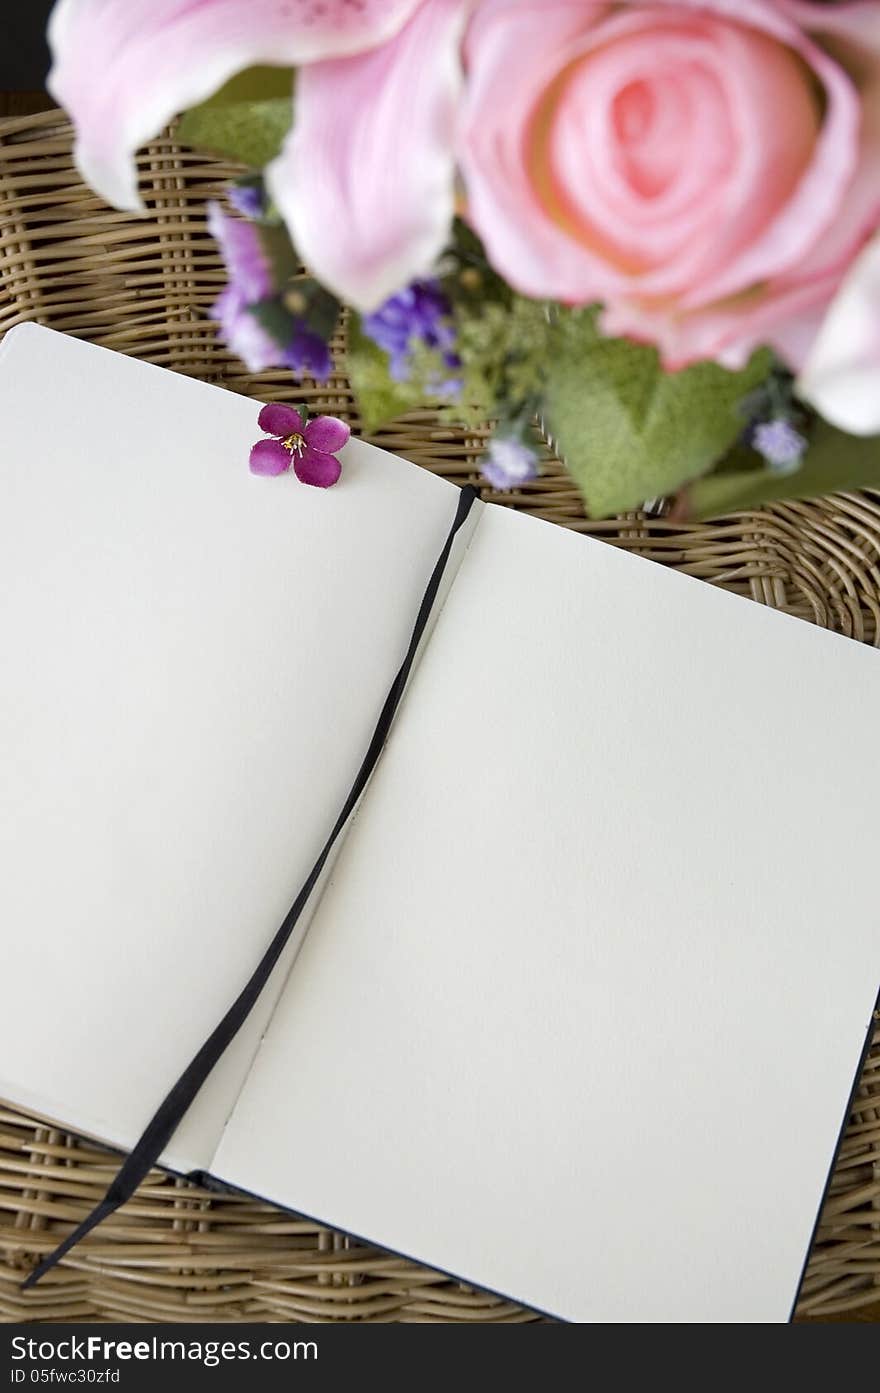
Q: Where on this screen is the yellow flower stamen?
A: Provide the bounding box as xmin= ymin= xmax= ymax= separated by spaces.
xmin=283 ymin=432 xmax=306 ymax=456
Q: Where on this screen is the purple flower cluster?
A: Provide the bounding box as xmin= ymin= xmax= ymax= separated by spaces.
xmin=363 ymin=279 xmax=460 ymax=392
xmin=208 ymin=201 xmax=332 ymax=382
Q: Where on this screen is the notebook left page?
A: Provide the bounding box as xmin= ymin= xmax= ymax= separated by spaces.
xmin=0 ymin=323 xmax=461 ymax=1173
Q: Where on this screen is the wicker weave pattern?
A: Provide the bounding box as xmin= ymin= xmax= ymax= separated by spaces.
xmin=1 ymin=111 xmax=878 ymax=1323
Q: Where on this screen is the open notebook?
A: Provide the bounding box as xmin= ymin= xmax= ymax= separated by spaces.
xmin=1 ymin=322 xmax=879 ymax=1322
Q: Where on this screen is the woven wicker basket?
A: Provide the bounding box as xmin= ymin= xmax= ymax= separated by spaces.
xmin=0 ymin=109 xmax=878 ymax=1324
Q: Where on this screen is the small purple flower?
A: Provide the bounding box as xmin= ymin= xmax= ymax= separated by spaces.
xmin=208 ymin=200 xmax=333 ymax=381
xmin=283 ymin=324 xmax=333 ymax=383
xmin=363 ymin=279 xmax=460 ymax=387
xmin=208 ymin=199 xmax=271 ymax=304
xmin=228 ymin=182 xmax=266 ymax=219
xmin=481 ymin=436 xmax=539 ymax=492
xmin=751 ymin=418 xmax=806 ymax=474
xmin=212 ymin=284 xmax=283 ymax=373
xmin=249 ymin=403 xmax=350 ymax=488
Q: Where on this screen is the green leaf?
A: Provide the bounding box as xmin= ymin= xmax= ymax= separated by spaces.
xmin=259 ymin=223 xmax=298 ymax=286
xmin=189 ymin=67 xmax=295 ymax=107
xmin=688 ymin=422 xmax=880 ymax=518
xmin=177 ymin=68 xmax=294 ymax=166
xmin=346 ymin=318 xmax=423 ymax=434
xmin=247 ymin=298 xmax=296 ymax=349
xmin=543 ymin=315 xmax=772 ymax=516
xmin=291 ymin=281 xmax=340 ymax=343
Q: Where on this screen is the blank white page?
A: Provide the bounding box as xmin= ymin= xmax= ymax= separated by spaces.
xmin=0 ymin=324 xmax=460 ymax=1171
xmin=216 ymin=502 xmax=880 ymax=1322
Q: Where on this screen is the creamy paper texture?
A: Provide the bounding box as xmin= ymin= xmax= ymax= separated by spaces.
xmin=215 ymin=506 xmax=880 ymax=1320
xmin=1 ymin=326 xmax=879 ymax=1321
xmin=0 ymin=324 xmax=460 ymax=1171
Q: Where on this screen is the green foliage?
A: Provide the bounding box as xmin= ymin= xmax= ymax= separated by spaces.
xmin=346 ymin=317 xmax=425 ymax=434
xmin=247 ymin=298 xmax=297 ymax=349
xmin=687 ymin=422 xmax=880 ymax=517
xmin=338 ymin=252 xmax=875 ymax=518
xmin=443 ymin=296 xmax=557 ymax=428
xmin=258 ymin=223 xmax=299 ymax=287
xmin=542 ymin=313 xmax=773 ymax=515
xmin=178 ymin=67 xmax=294 ymax=167
xmin=248 ymin=280 xmax=340 ymax=351
xmin=190 ymin=67 xmax=295 ymax=106
xmin=285 ymin=279 xmax=340 ymax=342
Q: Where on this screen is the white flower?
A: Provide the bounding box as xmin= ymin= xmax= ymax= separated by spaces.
xmin=797 ymin=235 xmax=880 ymax=436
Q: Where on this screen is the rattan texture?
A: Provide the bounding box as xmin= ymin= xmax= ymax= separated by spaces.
xmin=0 ymin=111 xmax=878 ymax=1324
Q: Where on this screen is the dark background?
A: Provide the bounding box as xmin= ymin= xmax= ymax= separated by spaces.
xmin=1 ymin=0 xmax=53 ymax=90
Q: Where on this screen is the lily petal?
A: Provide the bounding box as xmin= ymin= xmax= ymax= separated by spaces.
xmin=257 ymin=403 xmax=304 ymax=437
xmin=249 ymin=438 xmax=292 ymax=476
xmin=293 ymin=446 xmax=343 ymax=488
xmin=269 ymin=0 xmax=467 ymax=311
xmin=304 ymin=415 xmax=350 ymax=453
xmin=47 ymin=0 xmax=425 ymax=212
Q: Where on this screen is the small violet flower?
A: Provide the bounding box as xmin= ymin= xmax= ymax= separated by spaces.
xmin=250 ymin=403 xmax=350 ymax=488
xmin=228 ymin=182 xmax=266 ymax=220
xmin=208 ymin=199 xmax=271 ymax=303
xmin=284 ymin=324 xmax=334 ymax=383
xmin=208 ymin=201 xmax=332 ymax=382
xmin=481 ymin=436 xmax=539 ymax=492
xmin=363 ymin=278 xmax=461 ymax=390
xmin=751 ymin=418 xmax=806 ymax=475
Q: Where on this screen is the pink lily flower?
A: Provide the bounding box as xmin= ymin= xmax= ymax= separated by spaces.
xmin=47 ymin=0 xmax=463 ymax=312
xmin=250 ymin=403 xmax=350 ymax=487
xmin=48 ymin=0 xmax=880 ymax=378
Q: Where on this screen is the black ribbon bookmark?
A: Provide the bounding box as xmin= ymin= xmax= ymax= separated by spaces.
xmin=23 ymin=484 xmax=479 ymax=1290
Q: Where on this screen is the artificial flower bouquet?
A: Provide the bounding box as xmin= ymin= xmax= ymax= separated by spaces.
xmin=47 ymin=1 xmax=879 ymax=514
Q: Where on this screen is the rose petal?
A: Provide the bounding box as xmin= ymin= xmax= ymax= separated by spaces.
xmin=673 ymin=0 xmax=862 ymax=307
xmin=249 ymin=438 xmax=292 ymax=476
xmin=460 ymin=1 xmax=648 ymax=303
xmin=599 ymin=270 xmax=840 ymax=372
xmin=304 ymin=415 xmax=350 ymax=453
xmin=293 ymin=446 xmax=343 ymax=488
xmin=257 ymin=403 xmax=303 ymax=437
xmin=47 ymin=0 xmax=425 ymax=212
xmin=268 ymin=0 xmax=467 ymax=311
xmin=782 ymin=1 xmax=880 ymax=57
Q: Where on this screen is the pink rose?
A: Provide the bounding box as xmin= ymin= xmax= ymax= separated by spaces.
xmin=460 ymin=0 xmax=880 ymax=370
xmin=50 ymin=0 xmax=880 ymax=375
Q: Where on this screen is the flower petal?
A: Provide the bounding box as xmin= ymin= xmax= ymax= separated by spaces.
xmin=268 ymin=0 xmax=467 ymax=311
xmin=283 ymin=325 xmax=334 ymax=383
xmin=293 ymin=446 xmax=343 ymax=488
xmin=207 ymin=201 xmax=272 ymax=303
xmin=797 ymin=233 xmax=880 ymax=435
xmin=304 ymin=415 xmax=350 ymax=453
xmin=47 ymin=0 xmax=425 ymax=212
xmin=249 ymin=438 xmax=292 ymax=476
xmin=257 ymin=403 xmax=303 ymax=437
xmin=212 ymin=285 xmax=286 ymax=372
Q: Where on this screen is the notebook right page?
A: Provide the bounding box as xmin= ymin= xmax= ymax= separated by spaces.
xmin=214 ymin=502 xmax=880 ymax=1323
